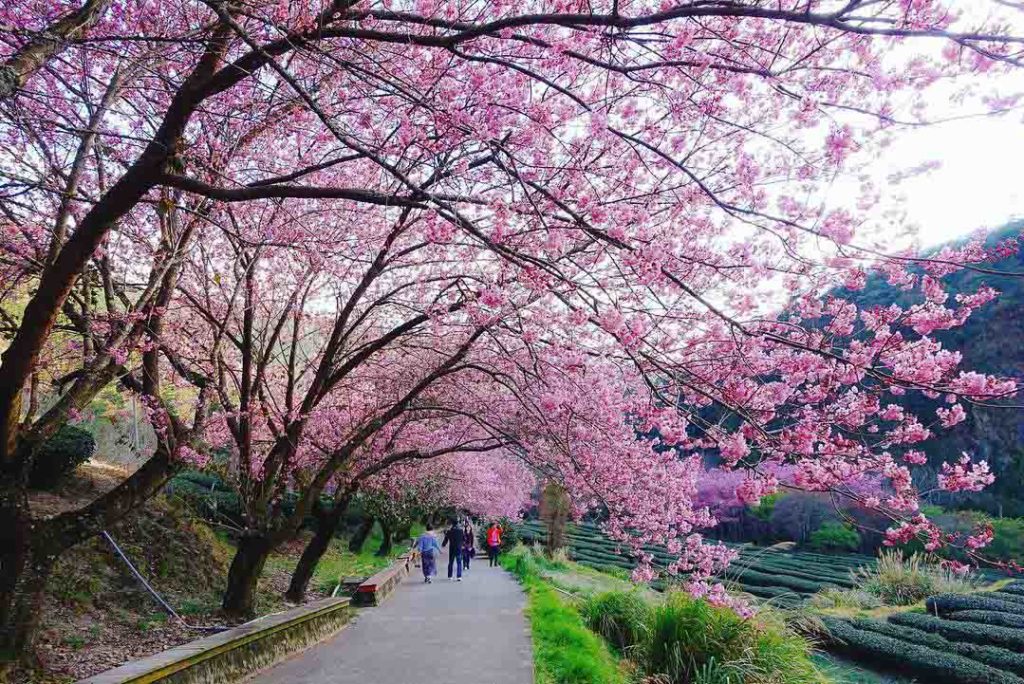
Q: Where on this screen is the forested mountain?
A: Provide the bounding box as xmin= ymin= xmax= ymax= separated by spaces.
xmin=849 ymin=221 xmax=1024 ymax=515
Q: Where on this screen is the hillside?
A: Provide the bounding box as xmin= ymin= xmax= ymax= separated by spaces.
xmin=848 ymin=221 xmax=1024 ymax=515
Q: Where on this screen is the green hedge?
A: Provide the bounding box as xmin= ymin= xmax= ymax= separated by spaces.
xmin=851 ymin=617 xmax=1024 ymax=677
xmin=991 ymin=592 xmax=1024 ymax=606
xmin=1001 ymin=583 xmax=1024 ymax=597
xmin=741 ymin=560 xmax=855 ymax=587
xmin=889 ymin=612 xmax=1024 ymax=651
xmin=752 ymin=555 xmax=860 ymax=575
xmin=927 ymin=593 xmax=1024 ymax=617
xmin=29 ymin=425 xmax=96 ymax=489
xmin=737 ymin=584 xmax=805 ymax=601
xmin=174 ymin=470 xmax=226 ymax=489
xmin=948 ymin=611 xmax=1024 ymax=629
xmin=823 ymin=618 xmax=1023 ymax=684
xmin=729 ymin=567 xmax=827 ymax=593
xmin=809 ymin=522 xmax=861 ymax=552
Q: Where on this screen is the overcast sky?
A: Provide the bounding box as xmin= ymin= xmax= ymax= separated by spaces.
xmin=865 ymin=2 xmax=1024 ymax=247
xmin=863 ymin=112 xmax=1024 ymax=247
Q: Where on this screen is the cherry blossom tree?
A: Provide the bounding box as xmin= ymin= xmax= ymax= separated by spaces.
xmin=2 ymin=0 xmax=1024 ymax=659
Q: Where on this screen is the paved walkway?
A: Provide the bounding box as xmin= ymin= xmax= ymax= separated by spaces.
xmin=249 ymin=560 xmax=534 ymax=684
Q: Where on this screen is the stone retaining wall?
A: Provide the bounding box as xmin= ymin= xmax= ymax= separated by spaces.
xmin=77 ymin=597 xmax=352 ymax=684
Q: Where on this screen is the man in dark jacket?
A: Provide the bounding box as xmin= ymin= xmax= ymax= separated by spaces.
xmin=442 ymin=519 xmax=466 ymax=581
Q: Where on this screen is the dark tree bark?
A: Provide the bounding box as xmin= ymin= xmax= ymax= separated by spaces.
xmin=375 ymin=523 xmax=393 ymax=557
xmin=285 ymin=493 xmax=354 ymax=603
xmin=0 ymin=0 xmax=111 ymax=101
xmin=0 ymin=486 xmax=46 ymax=660
xmin=221 ymin=535 xmax=271 ymax=618
xmin=348 ymin=517 xmax=374 ymax=553
xmin=0 ymin=437 xmax=178 ymax=659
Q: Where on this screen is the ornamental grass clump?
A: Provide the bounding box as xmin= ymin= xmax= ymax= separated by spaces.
xmin=641 ymin=591 xmax=825 ymax=684
xmin=856 ymin=550 xmax=975 ymax=606
xmin=580 ymin=590 xmax=652 ymax=655
xmin=809 ymin=587 xmax=883 ymax=610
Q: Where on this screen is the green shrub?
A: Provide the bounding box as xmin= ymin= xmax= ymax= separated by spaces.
xmin=29 ymin=425 xmax=96 ymax=489
xmin=823 ymin=618 xmax=1023 ymax=684
xmin=927 ymin=593 xmax=1024 ymax=617
xmin=808 ymin=522 xmax=861 ymax=553
xmin=888 ymin=611 xmax=1024 ymax=651
xmin=1002 ymin=582 xmax=1024 ymax=597
xmin=580 ymin=590 xmax=652 ymax=655
xmin=167 ymin=477 xmax=244 ymax=524
xmin=987 ymin=518 xmax=1024 ymax=564
xmin=851 ymin=616 xmax=1024 ymax=677
xmin=751 ymin=492 xmax=782 ymax=521
xmin=643 ymin=591 xmax=823 ymax=684
xmin=947 ymin=611 xmax=1024 ymax=629
xmin=174 ymin=469 xmax=226 ymax=489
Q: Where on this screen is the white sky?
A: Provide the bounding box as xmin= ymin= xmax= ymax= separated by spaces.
xmin=862 ymin=112 xmax=1024 ymax=247
xmin=857 ymin=1 xmax=1024 ymax=247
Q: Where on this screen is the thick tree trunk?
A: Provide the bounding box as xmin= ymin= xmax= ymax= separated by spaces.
xmin=285 ymin=495 xmax=354 ymax=604
xmin=221 ymin=535 xmax=271 ymax=618
xmin=284 ymin=525 xmax=332 ymax=604
xmin=375 ymin=523 xmax=393 ymax=557
xmin=348 ymin=517 xmax=374 ymax=553
xmin=0 ymin=437 xmax=177 ymax=662
xmin=0 ymin=490 xmax=56 ymax=662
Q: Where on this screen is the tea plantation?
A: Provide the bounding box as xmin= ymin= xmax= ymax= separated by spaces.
xmin=516 ymin=520 xmax=874 ymax=607
xmin=518 ymin=521 xmax=1024 ymax=683
xmin=822 ymin=581 xmax=1024 ymax=684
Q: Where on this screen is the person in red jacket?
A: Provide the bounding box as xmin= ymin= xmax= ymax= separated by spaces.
xmin=486 ymin=522 xmax=502 ymax=567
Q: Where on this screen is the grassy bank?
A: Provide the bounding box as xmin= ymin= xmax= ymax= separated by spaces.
xmin=502 ymin=547 xmax=625 ymax=684
xmin=21 ymin=491 xmax=417 ymax=684
xmin=502 ymin=545 xmax=828 ymax=684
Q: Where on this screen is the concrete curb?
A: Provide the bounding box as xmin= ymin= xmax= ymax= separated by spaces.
xmin=352 ymin=551 xmax=415 ymax=606
xmin=76 ymin=597 xmax=352 ymax=684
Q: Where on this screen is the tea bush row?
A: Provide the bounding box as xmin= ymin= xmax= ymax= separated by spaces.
xmin=947 ymin=611 xmax=1024 ymax=629
xmin=729 ymin=567 xmax=829 ymax=593
xmin=927 ymin=593 xmax=1024 ymax=617
xmin=850 ymin=617 xmax=1024 ymax=677
xmin=823 ymin=617 xmax=1024 ymax=684
xmin=888 ymin=611 xmax=1024 ymax=651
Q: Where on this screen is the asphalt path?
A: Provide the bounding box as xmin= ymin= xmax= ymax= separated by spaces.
xmin=248 ymin=557 xmax=534 ymax=684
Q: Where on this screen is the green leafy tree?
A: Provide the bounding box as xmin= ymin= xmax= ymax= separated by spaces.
xmin=808 ymin=522 xmax=861 ymax=553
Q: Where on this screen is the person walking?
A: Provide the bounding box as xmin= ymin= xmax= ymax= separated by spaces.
xmin=461 ymin=520 xmax=475 ymax=571
xmin=486 ymin=522 xmax=502 ymax=567
xmin=416 ymin=529 xmax=440 ymax=583
xmin=442 ymin=519 xmax=466 ymax=581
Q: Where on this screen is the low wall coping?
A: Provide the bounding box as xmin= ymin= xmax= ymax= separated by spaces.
xmin=356 ymin=552 xmax=412 ymax=593
xmin=77 ymin=597 xmax=350 ymax=684
xmin=352 ymin=549 xmax=417 ymax=606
